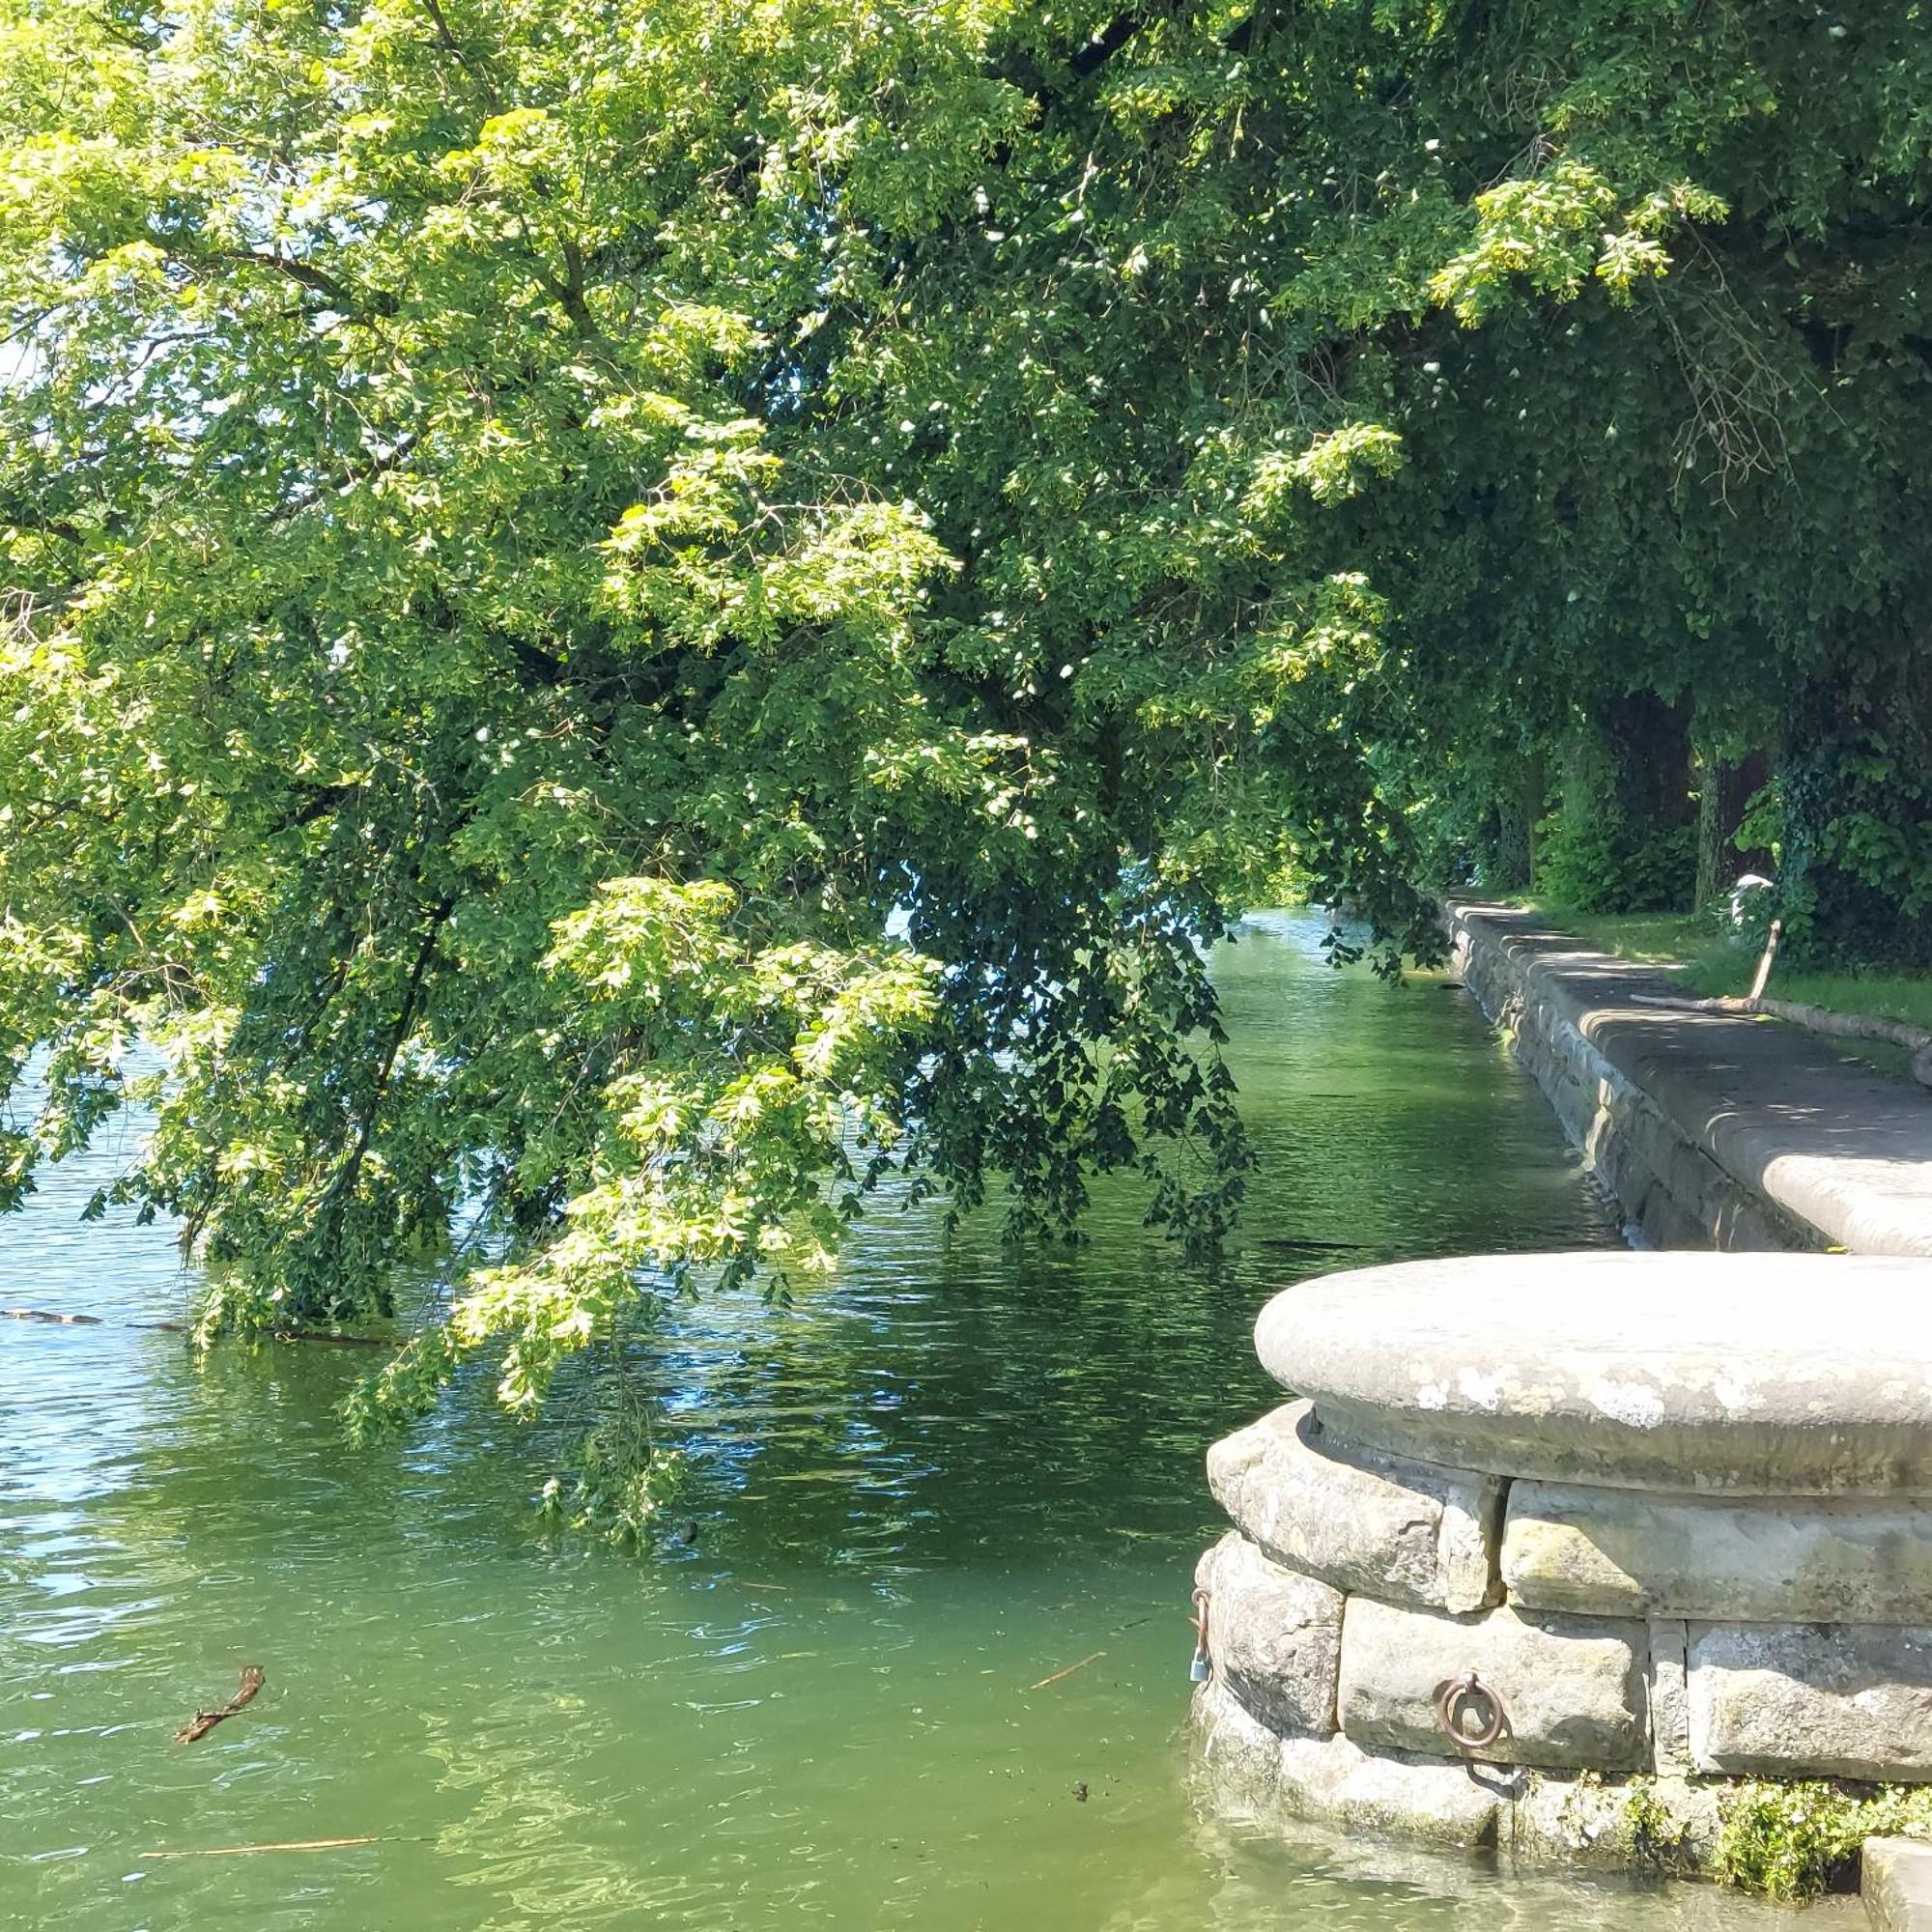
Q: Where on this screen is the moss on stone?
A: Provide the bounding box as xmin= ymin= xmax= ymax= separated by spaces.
xmin=1619 ymin=1777 xmax=1697 ymax=1879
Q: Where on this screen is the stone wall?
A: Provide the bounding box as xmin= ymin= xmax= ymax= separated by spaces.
xmin=1192 ymin=1255 xmax=1932 ymax=1879
xmin=1445 ymin=904 xmax=1819 ymax=1251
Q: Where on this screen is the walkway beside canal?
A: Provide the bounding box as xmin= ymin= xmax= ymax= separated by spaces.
xmin=1449 ymin=903 xmax=1932 ymax=1257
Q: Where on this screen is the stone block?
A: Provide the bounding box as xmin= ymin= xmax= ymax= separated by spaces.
xmin=1505 ymin=1482 xmax=1932 ymax=1624
xmin=1506 ymin=1772 xmax=1720 ymax=1875
xmin=1648 ymin=1616 xmax=1692 ymax=1776
xmin=1207 ymin=1401 xmax=1502 ymax=1613
xmin=1194 ymin=1530 xmax=1343 ymax=1737
xmin=1688 ymin=1623 xmax=1932 ymax=1781
xmin=1338 ymin=1596 xmax=1649 ymax=1772
xmin=1274 ymin=1731 xmax=1504 ymax=1850
xmin=1191 ymin=1678 xmax=1282 ymax=1809
xmin=1195 ymin=1676 xmax=1502 ymax=1850
xmin=1864 ymin=1836 xmax=1932 ymax=1932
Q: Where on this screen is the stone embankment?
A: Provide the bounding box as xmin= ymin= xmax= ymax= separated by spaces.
xmin=1446 ymin=903 xmax=1932 ymax=1256
xmin=1191 ymin=1252 xmax=1932 ymax=1898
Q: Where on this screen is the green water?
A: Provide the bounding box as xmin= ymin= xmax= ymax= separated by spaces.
xmin=0 ymin=913 xmax=1833 ymax=1930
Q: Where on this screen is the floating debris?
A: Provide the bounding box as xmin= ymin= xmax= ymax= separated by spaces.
xmin=1026 ymin=1651 xmax=1104 ymax=1692
xmin=175 ymin=1665 xmax=264 ymax=1744
xmin=140 ymin=1836 xmax=376 ymax=1859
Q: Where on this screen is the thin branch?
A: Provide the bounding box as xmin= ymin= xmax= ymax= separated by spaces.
xmin=319 ymin=895 xmax=457 ymax=1220
xmin=214 ymin=250 xmax=400 ymax=320
xmin=266 ymin=432 xmax=422 ymax=524
xmin=418 ymin=0 xmax=501 ymax=110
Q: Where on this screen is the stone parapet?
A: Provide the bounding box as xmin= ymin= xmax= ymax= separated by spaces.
xmin=1193 ymin=1250 xmax=1932 ymax=1882
xmin=1447 ymin=902 xmax=1803 ymax=1250
xmin=1254 ymin=1251 xmax=1932 ymax=1495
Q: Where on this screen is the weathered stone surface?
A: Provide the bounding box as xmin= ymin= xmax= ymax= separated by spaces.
xmin=1191 ymin=1678 xmax=1282 ymax=1808
xmin=1193 ymin=1678 xmax=1503 ymax=1850
xmin=1688 ymin=1623 xmax=1932 ymax=1781
xmin=1505 ymin=1481 xmax=1932 ymax=1623
xmin=1648 ymin=1616 xmax=1692 ymax=1776
xmin=1501 ymin=1770 xmax=1631 ymax=1870
xmin=1864 ymin=1836 xmax=1932 ymax=1932
xmin=1338 ymin=1596 xmax=1649 ymax=1771
xmin=1256 ymin=1251 xmax=1932 ymax=1495
xmin=1194 ymin=1531 xmax=1342 ymax=1737
xmin=1208 ymin=1400 xmax=1502 ymax=1613
xmin=1197 ymin=1716 xmax=1739 ymax=1881
xmin=1198 ymin=1669 xmax=1741 ymax=1880
xmin=1274 ymin=1731 xmax=1504 ymax=1850
xmin=1506 ymin=1771 xmax=1721 ymax=1876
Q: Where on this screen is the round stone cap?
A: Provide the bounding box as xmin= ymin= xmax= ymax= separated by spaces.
xmin=1256 ymin=1252 xmax=1932 ymax=1495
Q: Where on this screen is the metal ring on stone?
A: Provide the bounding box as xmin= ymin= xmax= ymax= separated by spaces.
xmin=1191 ymin=1587 xmax=1211 ymax=1646
xmin=1435 ymin=1669 xmax=1507 ymax=1750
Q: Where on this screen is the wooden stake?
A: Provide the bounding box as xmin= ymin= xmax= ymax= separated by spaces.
xmin=1748 ymin=917 xmax=1784 ymax=1002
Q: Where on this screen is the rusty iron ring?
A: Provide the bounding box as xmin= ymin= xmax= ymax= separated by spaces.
xmin=1190 ymin=1588 xmax=1212 ymax=1673
xmin=1435 ymin=1668 xmax=1508 ymax=1750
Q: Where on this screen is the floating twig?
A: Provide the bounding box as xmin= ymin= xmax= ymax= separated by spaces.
xmin=175 ymin=1665 xmax=264 ymax=1744
xmin=1027 ymin=1650 xmax=1105 ymax=1691
xmin=140 ymin=1836 xmax=376 ymax=1859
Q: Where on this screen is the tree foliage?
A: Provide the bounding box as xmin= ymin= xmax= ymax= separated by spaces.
xmin=4 ymin=0 xmax=1929 ymax=1490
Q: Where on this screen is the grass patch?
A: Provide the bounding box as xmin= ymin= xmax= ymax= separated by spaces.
xmin=1734 ymin=969 xmax=1932 ymax=1035
xmin=1516 ymin=897 xmax=1932 ymax=1035
xmin=1542 ymin=909 xmax=1712 ymax=968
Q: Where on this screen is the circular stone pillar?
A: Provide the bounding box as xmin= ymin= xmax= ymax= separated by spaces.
xmin=1191 ymin=1252 xmax=1932 ymax=1874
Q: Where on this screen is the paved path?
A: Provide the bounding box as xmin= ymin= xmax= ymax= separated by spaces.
xmin=1455 ymin=905 xmax=1932 ymax=1257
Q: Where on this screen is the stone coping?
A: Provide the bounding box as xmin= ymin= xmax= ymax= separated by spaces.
xmin=1257 ymin=1251 xmax=1932 ymax=1494
xmin=1448 ymin=903 xmax=1932 ymax=1258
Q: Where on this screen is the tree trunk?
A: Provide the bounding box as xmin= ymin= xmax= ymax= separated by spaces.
xmin=1602 ymin=690 xmax=1695 ymax=842
xmin=1490 ymin=752 xmax=1543 ymax=891
xmin=1584 ymin=690 xmax=1695 ymax=910
xmin=1695 ymin=750 xmax=1773 ymax=908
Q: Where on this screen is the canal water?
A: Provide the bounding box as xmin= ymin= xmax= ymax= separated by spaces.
xmin=0 ymin=912 xmax=1832 ymax=1929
